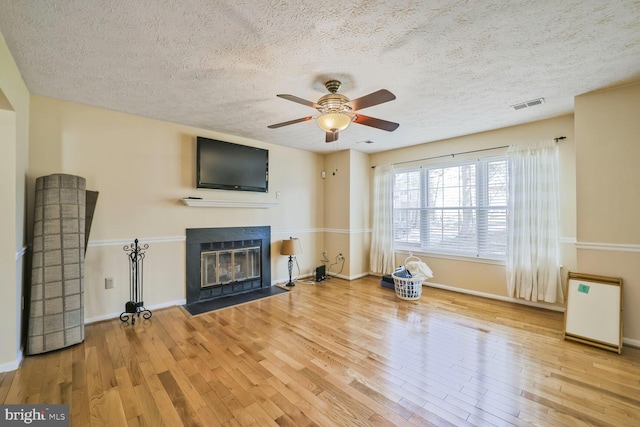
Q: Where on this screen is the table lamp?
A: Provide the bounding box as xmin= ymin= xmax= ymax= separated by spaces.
xmin=280 ymin=237 xmax=302 ymax=287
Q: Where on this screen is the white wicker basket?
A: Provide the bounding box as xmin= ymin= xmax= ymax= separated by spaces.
xmin=391 ymin=274 xmax=423 ymax=300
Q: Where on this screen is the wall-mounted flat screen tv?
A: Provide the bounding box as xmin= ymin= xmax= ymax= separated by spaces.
xmin=196 ymin=136 xmax=269 ymax=192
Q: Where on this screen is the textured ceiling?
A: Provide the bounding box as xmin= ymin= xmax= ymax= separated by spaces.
xmin=1 ymin=1 xmax=639 ymax=153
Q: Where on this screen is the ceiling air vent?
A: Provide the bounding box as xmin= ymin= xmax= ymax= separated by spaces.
xmin=511 ymin=97 xmax=545 ymax=111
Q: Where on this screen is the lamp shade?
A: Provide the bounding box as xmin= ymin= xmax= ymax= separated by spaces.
xmin=316 ymin=113 xmax=352 ymax=132
xmin=280 ymin=238 xmax=302 ymax=256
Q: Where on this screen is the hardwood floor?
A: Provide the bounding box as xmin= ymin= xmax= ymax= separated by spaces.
xmin=2 ymin=276 xmax=640 ymax=426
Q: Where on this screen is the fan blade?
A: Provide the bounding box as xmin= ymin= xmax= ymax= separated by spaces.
xmin=353 ymin=114 xmax=399 ymax=131
xmin=276 ymin=94 xmax=318 ymax=109
xmin=326 ymin=131 xmax=339 ymax=143
xmin=268 ymin=116 xmax=313 ymax=129
xmin=347 ymin=89 xmax=396 ymax=111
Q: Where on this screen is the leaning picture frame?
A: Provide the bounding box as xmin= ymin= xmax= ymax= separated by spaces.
xmin=563 ymin=272 xmax=623 ymax=354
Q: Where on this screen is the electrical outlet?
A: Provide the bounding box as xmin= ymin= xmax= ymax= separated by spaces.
xmin=323 ymin=250 xmax=328 ymax=257
xmin=105 ymin=277 xmax=114 ymax=289
xmin=338 ymin=253 xmax=344 ymax=261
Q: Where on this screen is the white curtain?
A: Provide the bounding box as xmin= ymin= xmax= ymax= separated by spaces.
xmin=370 ymin=164 xmax=395 ymax=275
xmin=507 ymin=141 xmax=563 ymax=303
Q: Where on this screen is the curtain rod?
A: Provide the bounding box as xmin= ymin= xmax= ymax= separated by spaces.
xmin=372 ymin=136 xmax=566 ymax=168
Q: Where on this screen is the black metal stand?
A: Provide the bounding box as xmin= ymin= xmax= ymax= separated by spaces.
xmin=285 ymin=255 xmax=295 ymax=287
xmin=120 ymin=239 xmax=152 ymax=325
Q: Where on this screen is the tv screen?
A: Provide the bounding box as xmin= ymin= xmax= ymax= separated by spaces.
xmin=196 ymin=137 xmax=269 ymax=192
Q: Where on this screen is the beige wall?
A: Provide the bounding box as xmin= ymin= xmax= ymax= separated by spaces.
xmin=28 ymin=95 xmax=326 ymax=322
xmin=0 ymin=33 xmax=30 ymax=371
xmin=323 ymin=150 xmax=350 ymax=277
xmin=349 ymin=150 xmax=371 ymax=276
xmin=575 ymin=82 xmax=640 ymax=343
xmin=369 ymin=115 xmax=577 ymax=310
xmin=322 ymin=149 xmax=371 ymax=278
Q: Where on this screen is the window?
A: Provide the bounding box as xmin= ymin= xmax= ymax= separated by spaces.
xmin=393 ymin=156 xmax=508 ymax=260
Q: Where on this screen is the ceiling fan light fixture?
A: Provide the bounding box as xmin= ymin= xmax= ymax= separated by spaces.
xmin=269 ymin=79 xmax=399 ymax=140
xmin=317 ymin=113 xmax=352 ymax=132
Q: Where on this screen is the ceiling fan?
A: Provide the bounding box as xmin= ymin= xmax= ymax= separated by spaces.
xmin=268 ymin=80 xmax=399 ymax=143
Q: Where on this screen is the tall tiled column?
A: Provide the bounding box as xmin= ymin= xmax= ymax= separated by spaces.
xmin=27 ymin=174 xmax=86 ymax=355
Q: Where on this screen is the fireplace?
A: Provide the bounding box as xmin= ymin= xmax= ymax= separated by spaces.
xmin=185 ymin=226 xmax=271 ymax=306
xmin=201 ymin=246 xmax=261 ymax=287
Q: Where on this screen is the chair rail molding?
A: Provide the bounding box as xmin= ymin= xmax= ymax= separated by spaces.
xmin=576 ymin=241 xmax=640 ymax=253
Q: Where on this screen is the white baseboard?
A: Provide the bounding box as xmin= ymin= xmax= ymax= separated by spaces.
xmin=331 ymin=272 xmax=370 ymax=281
xmin=623 ymin=337 xmax=640 ymax=348
xmin=424 ymin=281 xmax=566 ymax=312
xmin=0 ymin=349 xmax=23 ymax=373
xmin=85 ymin=299 xmax=187 ymax=324
xmin=372 ymin=271 xmax=564 ymax=312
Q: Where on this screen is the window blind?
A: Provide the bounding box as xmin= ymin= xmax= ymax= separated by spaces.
xmin=393 ymin=156 xmax=508 ymax=260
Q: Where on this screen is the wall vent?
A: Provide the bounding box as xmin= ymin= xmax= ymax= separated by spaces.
xmin=511 ymin=97 xmax=545 ymax=111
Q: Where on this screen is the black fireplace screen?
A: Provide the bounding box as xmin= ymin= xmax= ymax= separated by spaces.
xmin=201 ymin=246 xmax=261 ymax=287
xmin=186 ymin=226 xmax=271 ymax=305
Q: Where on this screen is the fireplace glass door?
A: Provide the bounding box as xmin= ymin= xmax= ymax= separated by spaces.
xmin=201 ymin=246 xmax=261 ymax=288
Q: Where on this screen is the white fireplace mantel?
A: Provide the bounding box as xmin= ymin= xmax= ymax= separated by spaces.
xmin=180 ymin=198 xmax=278 ymax=208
